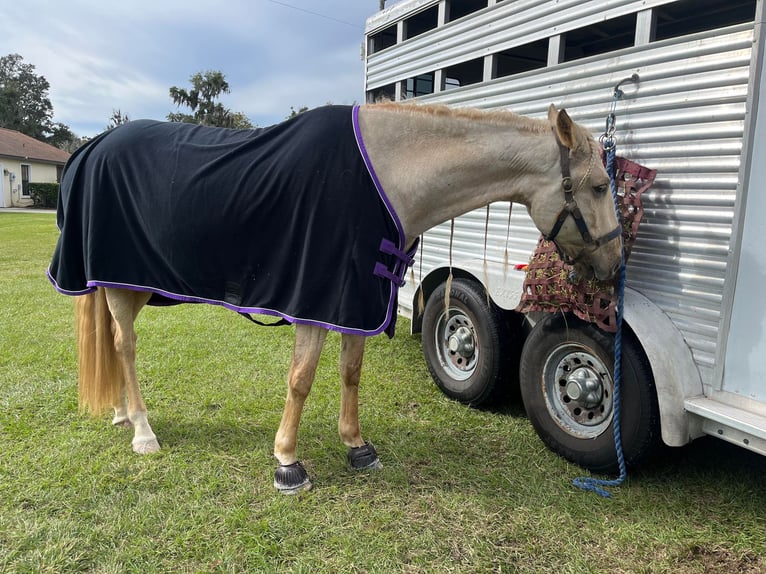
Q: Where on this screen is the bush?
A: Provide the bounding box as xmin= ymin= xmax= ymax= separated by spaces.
xmin=29 ymin=182 xmax=59 ymax=209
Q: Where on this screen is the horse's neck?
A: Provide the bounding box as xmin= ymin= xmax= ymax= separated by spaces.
xmin=358 ymin=104 xmax=558 ymax=247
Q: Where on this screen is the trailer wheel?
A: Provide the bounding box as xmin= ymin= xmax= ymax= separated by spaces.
xmin=519 ymin=314 xmax=660 ymax=473
xmin=421 ymin=278 xmax=510 ymax=406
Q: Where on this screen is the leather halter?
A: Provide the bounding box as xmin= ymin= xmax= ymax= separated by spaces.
xmin=543 ymin=129 xmax=622 ymax=262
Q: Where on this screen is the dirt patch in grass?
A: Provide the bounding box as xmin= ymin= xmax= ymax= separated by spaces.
xmin=677 ymin=545 xmax=765 ymax=574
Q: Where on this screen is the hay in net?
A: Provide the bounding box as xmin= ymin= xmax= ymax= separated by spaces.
xmin=515 ymin=155 xmax=656 ymax=332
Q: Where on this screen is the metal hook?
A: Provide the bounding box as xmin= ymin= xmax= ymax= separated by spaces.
xmin=602 ymin=74 xmax=639 ymax=150
xmin=613 ymin=73 xmax=640 ymax=99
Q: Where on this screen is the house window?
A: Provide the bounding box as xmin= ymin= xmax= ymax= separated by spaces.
xmin=20 ymin=164 xmax=30 ymax=197
xmin=56 ymin=165 xmax=63 ymax=183
xmin=653 ymin=0 xmax=756 ymax=41
xmin=562 ymin=13 xmax=636 ymax=62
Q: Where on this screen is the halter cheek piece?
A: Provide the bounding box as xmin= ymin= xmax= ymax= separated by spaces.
xmin=544 ymin=129 xmax=622 ymax=263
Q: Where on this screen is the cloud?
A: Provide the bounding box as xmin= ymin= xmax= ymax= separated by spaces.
xmin=3 ymin=0 xmax=377 ymax=136
xmin=230 ymin=43 xmax=364 ymax=124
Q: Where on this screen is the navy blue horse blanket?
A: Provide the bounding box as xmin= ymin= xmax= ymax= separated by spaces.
xmin=48 ymin=105 xmax=415 ymax=337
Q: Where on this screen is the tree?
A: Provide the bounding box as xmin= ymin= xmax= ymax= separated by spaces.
xmin=0 ymin=53 xmax=78 ymax=150
xmin=47 ymin=122 xmax=77 ymax=149
xmin=287 ymin=106 xmax=309 ymax=119
xmin=57 ymin=133 xmax=89 ymax=154
xmin=0 ymin=53 xmax=54 ymax=140
xmin=167 ymin=71 xmax=253 ymax=129
xmin=106 ymin=109 xmax=130 ymax=130
xmin=226 ymin=111 xmax=255 ymax=129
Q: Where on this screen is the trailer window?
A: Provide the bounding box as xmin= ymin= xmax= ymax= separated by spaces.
xmin=493 ymin=39 xmax=548 ymax=78
xmin=368 ymin=83 xmax=396 ymax=103
xmin=562 ymin=13 xmax=636 ymax=62
xmin=368 ymin=24 xmax=397 ymax=54
xmin=404 ymin=6 xmax=439 ymax=40
xmin=653 ymin=0 xmax=756 ymax=41
xmin=404 ymin=73 xmax=436 ymax=98
xmin=444 ymin=57 xmax=484 ymax=89
xmin=447 ymin=0 xmax=489 ymax=22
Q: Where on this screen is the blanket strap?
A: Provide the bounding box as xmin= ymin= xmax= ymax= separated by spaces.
xmin=374 ymin=238 xmax=418 ymax=288
xmin=239 ymin=313 xmax=291 ymax=327
xmin=374 ymin=262 xmax=406 ymax=287
xmin=379 ymin=238 xmax=416 ymax=266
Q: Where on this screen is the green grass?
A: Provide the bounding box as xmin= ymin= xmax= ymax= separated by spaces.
xmin=1 ymin=211 xmax=765 ymax=573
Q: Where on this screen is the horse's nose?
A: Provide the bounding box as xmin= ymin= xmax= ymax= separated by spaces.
xmin=595 ymin=259 xmax=621 ymax=281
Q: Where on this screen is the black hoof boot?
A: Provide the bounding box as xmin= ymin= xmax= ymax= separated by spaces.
xmin=274 ymin=461 xmax=312 ymax=494
xmin=348 ymin=441 xmax=383 ymax=470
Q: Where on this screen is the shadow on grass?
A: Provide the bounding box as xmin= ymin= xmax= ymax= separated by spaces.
xmin=80 ymin=373 xmax=766 ymax=509
xmin=111 ymin=412 xmax=277 ymax=457
xmin=636 ymin=434 xmax=766 ymax=484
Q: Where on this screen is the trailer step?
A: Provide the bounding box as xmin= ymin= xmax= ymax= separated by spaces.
xmin=684 ymin=397 xmax=766 ymax=456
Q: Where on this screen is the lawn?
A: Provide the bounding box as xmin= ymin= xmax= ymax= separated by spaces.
xmin=1 ymin=211 xmax=765 ymax=573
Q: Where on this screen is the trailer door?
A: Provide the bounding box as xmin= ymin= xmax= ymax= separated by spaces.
xmin=722 ymin=56 xmax=766 ymax=402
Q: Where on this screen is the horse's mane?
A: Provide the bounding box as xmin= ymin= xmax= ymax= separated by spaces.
xmin=368 ymin=101 xmax=549 ymax=134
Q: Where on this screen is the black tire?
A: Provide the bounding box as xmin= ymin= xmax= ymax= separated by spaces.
xmin=519 ymin=313 xmax=660 ymax=473
xmin=421 ymin=278 xmax=510 ymax=406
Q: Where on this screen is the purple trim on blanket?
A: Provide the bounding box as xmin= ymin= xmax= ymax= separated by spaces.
xmin=352 ymin=106 xmax=406 ymax=250
xmin=47 ymin=271 xmax=390 ymax=337
xmin=352 ymin=105 xmax=411 ymax=338
xmin=46 ymin=269 xmax=95 ymax=296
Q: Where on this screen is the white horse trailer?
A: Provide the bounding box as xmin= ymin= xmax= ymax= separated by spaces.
xmin=364 ymin=0 xmax=766 ymax=471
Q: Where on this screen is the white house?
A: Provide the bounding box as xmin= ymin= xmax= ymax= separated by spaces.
xmin=0 ymin=127 xmax=70 ymax=208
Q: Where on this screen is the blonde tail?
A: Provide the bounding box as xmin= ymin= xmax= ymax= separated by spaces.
xmin=75 ymin=289 xmax=123 ymax=415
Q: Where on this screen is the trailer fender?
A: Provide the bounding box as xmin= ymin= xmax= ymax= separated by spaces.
xmin=623 ymin=287 xmax=703 ymax=447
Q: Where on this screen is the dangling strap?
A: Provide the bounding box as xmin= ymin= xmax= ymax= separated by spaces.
xmin=239 ymin=313 xmax=290 ymax=327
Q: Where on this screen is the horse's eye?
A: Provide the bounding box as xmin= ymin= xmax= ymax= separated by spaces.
xmin=593 ymin=184 xmax=609 ymax=195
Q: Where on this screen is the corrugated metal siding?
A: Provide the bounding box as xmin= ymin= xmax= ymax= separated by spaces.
xmin=366 ymin=0 xmax=679 ymax=89
xmin=365 ymin=3 xmax=755 ymax=388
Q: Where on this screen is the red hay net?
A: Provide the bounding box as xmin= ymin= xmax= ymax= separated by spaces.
xmin=515 ymin=155 xmax=656 ymax=332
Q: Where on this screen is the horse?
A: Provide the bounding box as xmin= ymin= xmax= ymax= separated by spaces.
xmin=48 ymin=102 xmax=622 ymax=494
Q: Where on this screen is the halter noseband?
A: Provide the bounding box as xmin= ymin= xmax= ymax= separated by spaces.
xmin=543 ymin=130 xmax=622 ymax=262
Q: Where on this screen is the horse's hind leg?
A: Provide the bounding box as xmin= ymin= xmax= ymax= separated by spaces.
xmin=104 ymin=288 xmax=158 ymax=454
xmin=339 ymin=334 xmax=381 ymax=470
xmin=111 ymin=392 xmax=130 ymax=427
xmin=273 ymin=324 xmax=327 ymax=494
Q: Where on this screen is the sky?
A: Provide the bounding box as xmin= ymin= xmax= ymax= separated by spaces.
xmin=2 ymin=0 xmax=391 ymax=138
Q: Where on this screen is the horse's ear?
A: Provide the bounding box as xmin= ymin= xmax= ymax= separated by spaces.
xmin=548 ymin=105 xmax=582 ymax=150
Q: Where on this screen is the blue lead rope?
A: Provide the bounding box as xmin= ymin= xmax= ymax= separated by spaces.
xmin=572 ymin=145 xmax=628 ymax=498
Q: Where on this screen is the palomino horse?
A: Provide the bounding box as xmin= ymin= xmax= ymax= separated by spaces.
xmin=48 ymin=103 xmax=621 ymax=493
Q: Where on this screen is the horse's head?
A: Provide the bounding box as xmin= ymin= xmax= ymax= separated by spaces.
xmin=528 ymin=105 xmax=622 ymax=281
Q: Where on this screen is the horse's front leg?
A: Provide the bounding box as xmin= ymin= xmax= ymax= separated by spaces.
xmin=273 ymin=324 xmax=328 ymax=494
xmin=340 ymin=334 xmax=382 ymax=470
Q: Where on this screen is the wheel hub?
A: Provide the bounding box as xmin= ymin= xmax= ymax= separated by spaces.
xmin=544 ymin=346 xmax=614 ymax=438
xmin=448 ymin=326 xmax=475 ymax=358
xmin=434 ymin=311 xmax=479 ymax=381
xmin=564 ymin=367 xmax=603 ymax=408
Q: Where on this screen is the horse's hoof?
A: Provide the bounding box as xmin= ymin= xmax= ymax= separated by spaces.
xmin=112 ymin=417 xmax=132 ymax=428
xmin=274 ymin=461 xmax=312 ymax=494
xmin=132 ymin=438 xmax=161 ymax=454
xmin=348 ymin=442 xmax=382 ymax=470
